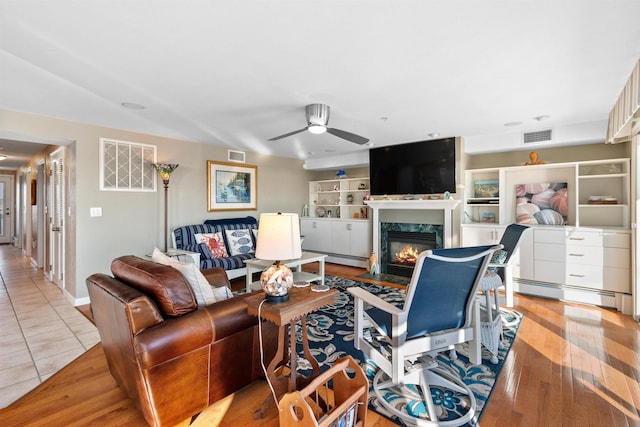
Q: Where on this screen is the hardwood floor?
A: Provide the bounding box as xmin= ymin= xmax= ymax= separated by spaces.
xmin=1 ymin=262 xmax=639 ymax=426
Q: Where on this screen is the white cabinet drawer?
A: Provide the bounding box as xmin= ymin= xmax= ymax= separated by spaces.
xmin=565 ymin=245 xmax=603 ymax=265
xmin=566 ymin=264 xmax=603 ymax=287
xmin=534 ymin=260 xmax=565 ymax=284
xmin=604 ymin=247 xmax=630 ymax=269
xmin=535 ymin=228 xmax=566 ymax=244
xmin=604 ymin=267 xmax=631 ymax=293
xmin=534 ymin=243 xmax=565 ymax=262
xmin=564 ymin=229 xmax=602 ymax=246
xmin=603 ymin=232 xmax=630 ymax=249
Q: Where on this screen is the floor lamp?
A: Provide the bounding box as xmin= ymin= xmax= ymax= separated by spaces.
xmin=154 ymin=163 xmax=179 ymax=253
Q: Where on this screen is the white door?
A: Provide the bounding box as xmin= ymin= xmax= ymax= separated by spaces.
xmin=0 ymin=175 xmax=15 ymax=244
xmin=49 ymin=149 xmax=65 ymax=289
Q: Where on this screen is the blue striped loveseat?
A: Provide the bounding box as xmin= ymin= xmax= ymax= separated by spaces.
xmin=172 ymin=216 xmax=258 ymax=279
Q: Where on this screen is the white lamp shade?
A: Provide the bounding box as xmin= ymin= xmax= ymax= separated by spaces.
xmin=255 ymin=213 xmax=302 ymax=261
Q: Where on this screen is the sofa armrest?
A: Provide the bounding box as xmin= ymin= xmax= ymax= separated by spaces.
xmin=202 ymin=267 xmax=231 ymax=288
xmin=134 ymin=308 xmax=214 ymax=368
xmin=204 ymin=295 xmax=258 ymax=341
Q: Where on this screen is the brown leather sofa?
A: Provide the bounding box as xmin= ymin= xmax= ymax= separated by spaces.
xmin=86 ymin=255 xmax=276 ymax=427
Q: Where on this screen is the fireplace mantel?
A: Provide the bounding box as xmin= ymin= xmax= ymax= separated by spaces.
xmin=365 ymin=199 xmax=460 ymax=211
xmin=365 ymin=199 xmax=461 ymax=258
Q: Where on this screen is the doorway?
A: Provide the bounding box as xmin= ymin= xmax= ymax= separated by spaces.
xmin=0 ymin=175 xmax=15 ymax=244
xmin=49 ymin=148 xmax=65 ymax=289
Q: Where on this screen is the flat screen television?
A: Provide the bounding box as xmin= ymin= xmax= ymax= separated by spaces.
xmin=369 ymin=137 xmax=456 ymax=196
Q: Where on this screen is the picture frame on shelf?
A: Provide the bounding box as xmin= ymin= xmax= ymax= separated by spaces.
xmin=207 ymin=160 xmax=257 ymax=211
xmin=474 ymin=180 xmax=499 ymax=198
xmin=482 ymin=212 xmax=496 ymax=223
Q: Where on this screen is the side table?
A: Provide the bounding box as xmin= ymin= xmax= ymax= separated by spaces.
xmin=244 ymin=286 xmax=338 ymax=418
xmin=244 ymin=251 xmax=327 ymax=293
xmin=166 ymin=248 xmax=200 ymax=265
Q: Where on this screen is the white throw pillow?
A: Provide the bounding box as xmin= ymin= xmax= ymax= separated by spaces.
xmin=224 ymin=229 xmax=255 ymax=256
xmin=212 ymin=286 xmax=233 ymax=301
xmin=152 ymin=247 xmax=217 ymax=306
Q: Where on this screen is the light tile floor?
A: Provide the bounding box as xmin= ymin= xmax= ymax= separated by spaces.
xmin=0 ymin=244 xmax=100 ymax=408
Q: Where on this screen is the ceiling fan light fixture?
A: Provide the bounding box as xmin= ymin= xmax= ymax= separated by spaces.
xmin=308 ymin=124 xmax=326 ymax=135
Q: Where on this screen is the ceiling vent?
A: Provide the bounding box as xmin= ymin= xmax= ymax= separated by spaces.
xmin=227 ymin=149 xmax=246 ymax=163
xmin=522 ymin=129 xmax=553 ymax=144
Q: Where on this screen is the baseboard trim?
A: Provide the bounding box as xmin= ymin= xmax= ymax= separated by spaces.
xmin=514 ymin=278 xmax=619 ymax=309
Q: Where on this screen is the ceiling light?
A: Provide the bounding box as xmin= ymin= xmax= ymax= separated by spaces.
xmin=121 ymin=102 xmax=145 ymax=110
xmin=0 ymin=155 xmax=6 ymax=161
xmin=504 ymin=121 xmax=523 ymax=127
xmin=308 ymin=124 xmax=326 ymax=135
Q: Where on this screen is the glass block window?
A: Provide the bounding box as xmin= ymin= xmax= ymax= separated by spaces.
xmin=100 ymin=138 xmax=157 ymax=191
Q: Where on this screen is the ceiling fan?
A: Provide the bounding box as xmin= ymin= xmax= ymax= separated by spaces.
xmin=268 ymin=104 xmax=369 ymax=145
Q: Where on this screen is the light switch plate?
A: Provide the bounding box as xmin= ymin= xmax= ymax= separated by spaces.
xmin=90 ymin=207 xmax=102 ymax=217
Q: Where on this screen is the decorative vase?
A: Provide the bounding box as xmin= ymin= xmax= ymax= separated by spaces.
xmin=368 ymin=252 xmax=379 ymax=275
xmin=347 ymin=194 xmax=354 ymax=204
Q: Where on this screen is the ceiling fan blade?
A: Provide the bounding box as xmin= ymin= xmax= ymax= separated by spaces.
xmin=268 ymin=127 xmax=308 ymax=141
xmin=326 ymin=128 xmax=370 ymax=145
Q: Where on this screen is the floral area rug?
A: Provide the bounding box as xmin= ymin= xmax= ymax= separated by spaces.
xmin=284 ymin=275 xmax=523 ymax=427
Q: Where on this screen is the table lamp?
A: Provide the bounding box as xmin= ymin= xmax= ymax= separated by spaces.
xmin=255 ymin=212 xmax=302 ymax=302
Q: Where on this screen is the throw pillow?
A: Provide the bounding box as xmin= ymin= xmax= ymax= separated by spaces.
xmin=194 ymin=232 xmax=229 ymax=258
xmin=488 ymin=249 xmax=508 ymax=273
xmin=212 ymin=286 xmax=233 ymax=301
xmin=152 ymin=248 xmax=217 ymax=306
xmin=224 ymin=229 xmax=255 ymax=256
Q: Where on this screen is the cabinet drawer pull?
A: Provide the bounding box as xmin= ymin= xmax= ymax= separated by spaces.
xmin=569 ymin=237 xmax=585 ymax=240
xmin=569 ymin=274 xmax=585 ymax=277
xmin=568 ymin=253 xmax=585 ymax=257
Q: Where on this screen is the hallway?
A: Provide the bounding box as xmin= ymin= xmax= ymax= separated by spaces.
xmin=0 ymin=244 xmax=99 ymax=408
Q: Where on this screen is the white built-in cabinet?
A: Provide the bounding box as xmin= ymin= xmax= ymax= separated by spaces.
xmin=461 ymin=158 xmax=631 ymax=312
xmin=300 ymin=219 xmax=332 ymax=253
xmin=462 ymin=158 xmax=629 ymax=228
xmin=308 ymin=177 xmax=371 ymax=220
xmin=301 ymin=177 xmax=372 ymax=268
xmin=461 ymin=225 xmax=505 ymax=246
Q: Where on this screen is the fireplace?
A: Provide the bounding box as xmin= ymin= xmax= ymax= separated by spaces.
xmin=380 ymin=222 xmax=443 ymax=276
xmin=385 ymin=230 xmax=437 ymax=277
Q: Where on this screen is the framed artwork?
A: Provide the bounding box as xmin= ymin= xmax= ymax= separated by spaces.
xmin=516 ymin=182 xmax=568 ymax=225
xmin=207 ymin=161 xmax=257 ymax=211
xmin=474 ymin=180 xmax=499 ymax=198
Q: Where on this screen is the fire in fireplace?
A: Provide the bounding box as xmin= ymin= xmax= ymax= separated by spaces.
xmin=385 ymin=230 xmax=437 ymax=277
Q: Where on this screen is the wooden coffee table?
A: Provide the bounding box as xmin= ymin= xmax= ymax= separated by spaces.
xmin=244 ymin=286 xmax=338 ymax=418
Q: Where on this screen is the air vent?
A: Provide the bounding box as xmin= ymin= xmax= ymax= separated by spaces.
xmin=227 ymin=149 xmax=246 ymax=163
xmin=522 ymin=129 xmax=553 ymax=144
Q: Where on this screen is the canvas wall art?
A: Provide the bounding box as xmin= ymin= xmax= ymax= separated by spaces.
xmin=516 ymin=182 xmax=568 ymax=225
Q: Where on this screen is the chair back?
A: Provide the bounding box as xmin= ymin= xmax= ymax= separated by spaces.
xmin=500 ymin=223 xmax=529 ymax=263
xmin=403 ymin=245 xmax=500 ymax=339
